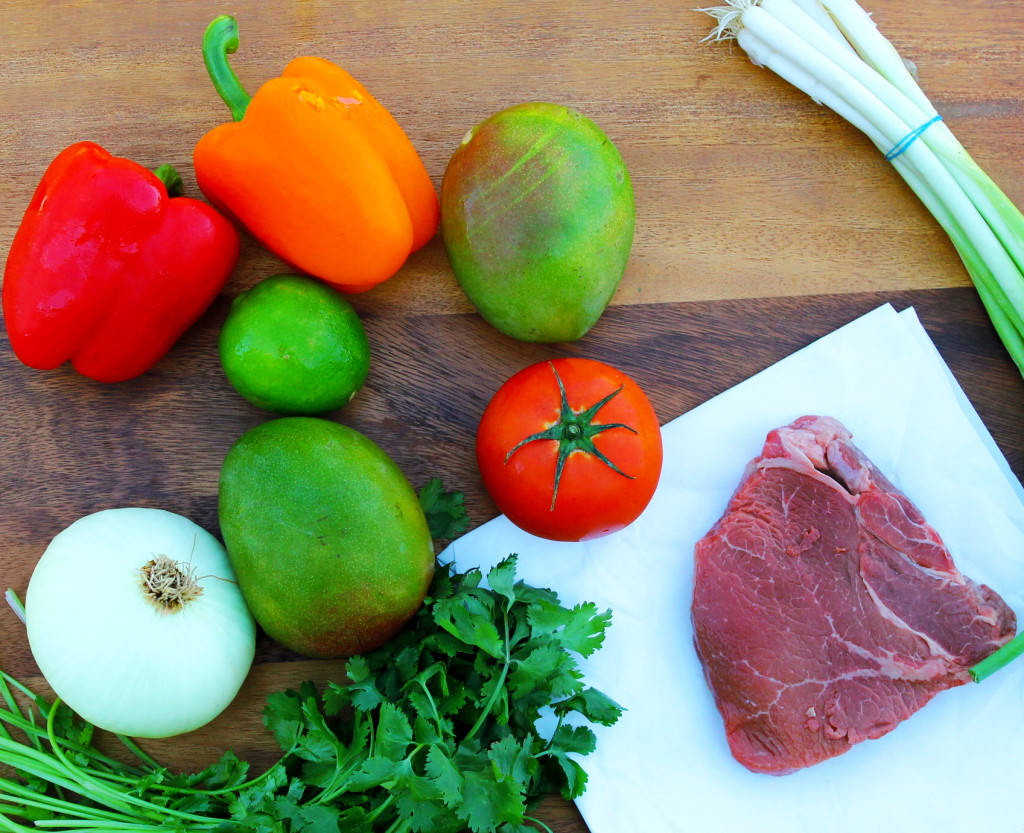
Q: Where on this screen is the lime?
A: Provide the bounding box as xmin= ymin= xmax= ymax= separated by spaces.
xmin=219 ymin=275 xmax=371 ymax=415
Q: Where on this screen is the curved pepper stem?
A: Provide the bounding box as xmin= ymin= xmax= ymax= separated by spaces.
xmin=202 ymin=15 xmax=252 ymax=122
xmin=152 ymin=164 xmax=184 ymax=198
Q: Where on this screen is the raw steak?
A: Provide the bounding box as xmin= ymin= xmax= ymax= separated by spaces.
xmin=691 ymin=415 xmax=1016 ymax=775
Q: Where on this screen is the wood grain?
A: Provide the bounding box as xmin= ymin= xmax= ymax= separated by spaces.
xmin=2 ymin=1 xmax=1024 ymax=831
xmin=3 ymin=1 xmax=1024 ymax=313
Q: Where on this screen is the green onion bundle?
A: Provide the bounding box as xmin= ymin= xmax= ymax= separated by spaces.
xmin=701 ymin=0 xmax=1024 ymax=374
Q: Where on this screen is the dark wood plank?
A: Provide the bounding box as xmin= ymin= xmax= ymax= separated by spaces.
xmin=4 ymin=285 xmax=1022 ymax=647
xmin=2 ymin=288 xmax=1020 ymax=796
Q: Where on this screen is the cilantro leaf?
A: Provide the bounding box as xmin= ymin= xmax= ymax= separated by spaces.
xmin=509 ymin=643 xmax=582 ymax=701
xmin=458 ymin=767 xmax=526 ymax=832
xmin=425 ymin=744 xmax=463 ymax=807
xmin=548 ymin=724 xmax=597 ymax=757
xmin=486 ymin=556 xmax=518 ymax=604
xmin=528 ymin=600 xmax=612 ymax=657
xmin=323 ymin=680 xmax=353 ymax=716
xmin=344 ymin=757 xmax=412 ymax=792
xmin=285 ymin=777 xmax=306 ymax=802
xmin=510 ymin=581 xmax=560 ymax=607
xmin=299 ymin=804 xmax=343 ymax=833
xmin=230 ymin=762 xmax=288 ymax=815
xmin=263 ymin=690 xmax=304 ymax=751
xmin=554 ymin=753 xmax=589 ymax=800
xmin=345 ymin=656 xmax=385 ymax=712
xmin=554 ymin=687 xmax=625 ymax=726
xmin=176 ymin=749 xmax=250 ymax=791
xmin=374 ymin=702 xmax=414 ymax=762
xmin=433 ymin=593 xmax=505 ymax=658
xmin=294 ymin=698 xmax=343 ymax=765
xmin=275 ymin=800 xmax=344 ymax=833
xmin=395 ymin=789 xmax=459 ymax=833
xmin=488 ymin=735 xmax=536 ymax=785
xmin=419 ymin=478 xmax=470 ymax=541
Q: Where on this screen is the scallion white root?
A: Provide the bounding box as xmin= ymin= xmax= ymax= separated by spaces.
xmin=699 ymin=0 xmax=1024 ymax=374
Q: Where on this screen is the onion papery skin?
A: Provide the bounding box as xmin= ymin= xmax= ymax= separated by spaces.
xmin=25 ymin=508 xmax=256 ymax=738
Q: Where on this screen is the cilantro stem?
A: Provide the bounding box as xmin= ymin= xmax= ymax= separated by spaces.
xmin=115 ymin=736 xmax=161 ymax=770
xmin=542 ymin=714 xmax=565 ymax=753
xmin=1 ymin=669 xmax=49 ymax=704
xmin=308 ymin=731 xmax=389 ymax=806
xmin=136 ymin=750 xmax=293 ymax=798
xmin=0 ymin=812 xmax=34 ymax=833
xmin=0 ymin=739 xmax=137 ymax=806
xmin=0 ymin=780 xmax=141 ymax=822
xmin=40 ymin=699 xmax=217 ymax=827
xmin=22 ymin=820 xmax=171 ymax=830
xmin=43 ymin=702 xmax=162 ymax=823
xmin=0 ymin=676 xmax=26 ymax=731
xmin=525 ymin=816 xmax=556 ymax=833
xmin=463 ymin=603 xmax=511 ymax=745
xmin=363 ymin=792 xmax=397 ymax=824
xmin=382 ymin=816 xmax=412 ymax=833
xmin=0 ymin=710 xmax=139 ymax=776
xmin=0 ymin=671 xmax=46 ymax=753
xmin=411 ymin=677 xmax=444 ymax=738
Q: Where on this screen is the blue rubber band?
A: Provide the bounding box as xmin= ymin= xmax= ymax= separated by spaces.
xmin=884 ymin=114 xmax=943 ymax=161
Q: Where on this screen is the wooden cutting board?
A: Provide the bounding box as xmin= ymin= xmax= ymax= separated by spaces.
xmin=2 ymin=1 xmax=1023 ymax=830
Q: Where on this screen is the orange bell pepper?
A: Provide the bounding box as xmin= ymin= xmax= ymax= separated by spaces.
xmin=193 ymin=16 xmax=439 ymax=293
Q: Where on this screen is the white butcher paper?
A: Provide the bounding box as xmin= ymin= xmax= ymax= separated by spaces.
xmin=440 ymin=303 xmax=1024 ymax=833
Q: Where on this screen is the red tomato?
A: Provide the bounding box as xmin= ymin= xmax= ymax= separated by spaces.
xmin=476 ymin=358 xmax=663 ymax=542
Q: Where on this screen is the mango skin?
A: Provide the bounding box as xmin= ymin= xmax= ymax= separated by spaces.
xmin=441 ymin=102 xmax=635 ymax=343
xmin=218 ymin=417 xmax=434 ymax=659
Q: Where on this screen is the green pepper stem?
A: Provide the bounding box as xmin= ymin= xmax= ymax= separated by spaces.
xmin=152 ymin=165 xmax=183 ymax=198
xmin=202 ymin=15 xmax=251 ymax=122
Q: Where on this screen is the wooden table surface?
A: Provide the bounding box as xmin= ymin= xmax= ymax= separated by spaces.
xmin=3 ymin=1 xmax=1024 ymax=830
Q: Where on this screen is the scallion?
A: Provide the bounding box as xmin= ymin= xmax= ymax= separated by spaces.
xmin=699 ymin=0 xmax=1024 ymax=375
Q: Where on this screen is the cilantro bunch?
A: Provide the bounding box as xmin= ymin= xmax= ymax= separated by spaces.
xmin=0 ymin=556 xmax=621 ymax=833
xmin=251 ymin=556 xmax=622 ymax=832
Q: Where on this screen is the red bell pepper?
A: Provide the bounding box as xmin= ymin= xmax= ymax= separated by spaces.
xmin=2 ymin=142 xmax=240 ymax=383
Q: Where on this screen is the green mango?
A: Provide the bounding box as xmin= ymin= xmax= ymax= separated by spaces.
xmin=218 ymin=417 xmax=434 ymax=659
xmin=441 ymin=102 xmax=635 ymax=343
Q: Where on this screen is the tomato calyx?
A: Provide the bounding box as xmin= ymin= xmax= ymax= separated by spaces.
xmin=504 ymin=362 xmax=638 ymax=510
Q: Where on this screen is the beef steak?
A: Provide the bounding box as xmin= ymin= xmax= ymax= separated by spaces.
xmin=691 ymin=415 xmax=1016 ymax=775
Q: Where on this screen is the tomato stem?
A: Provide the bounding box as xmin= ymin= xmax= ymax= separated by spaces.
xmin=504 ymin=362 xmax=637 ymax=511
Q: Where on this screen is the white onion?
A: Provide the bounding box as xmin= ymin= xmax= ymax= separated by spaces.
xmin=25 ymin=507 xmax=255 ymax=738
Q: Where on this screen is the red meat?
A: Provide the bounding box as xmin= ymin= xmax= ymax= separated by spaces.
xmin=691 ymin=415 xmax=1016 ymax=774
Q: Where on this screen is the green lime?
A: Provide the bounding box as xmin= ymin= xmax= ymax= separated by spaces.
xmin=219 ymin=275 xmax=371 ymax=415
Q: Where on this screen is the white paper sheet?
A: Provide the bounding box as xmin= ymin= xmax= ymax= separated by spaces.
xmin=441 ymin=304 xmax=1024 ymax=833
